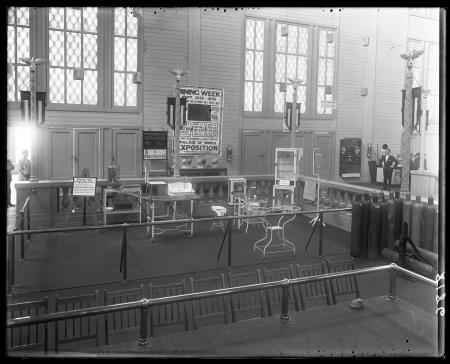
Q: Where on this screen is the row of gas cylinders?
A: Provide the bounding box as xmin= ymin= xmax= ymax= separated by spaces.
xmin=350 ymin=192 xmax=438 ymax=260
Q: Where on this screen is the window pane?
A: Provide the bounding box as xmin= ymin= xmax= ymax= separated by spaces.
xmin=298 ymin=85 xmax=307 ymax=113
xmin=286 ymin=84 xmax=293 ymax=103
xmin=49 ymin=7 xmax=65 ymax=29
xmin=287 ymin=25 xmax=298 ymax=54
xmin=115 ymin=8 xmax=126 ymax=36
xmin=66 ymin=69 xmax=81 ymax=104
xmin=83 ymin=70 xmax=97 ymax=105
xmin=275 ymin=54 xmax=286 ymax=83
xmin=67 ymin=32 xmax=82 ymax=68
xmin=427 ymin=69 xmax=438 ymax=93
xmin=255 ymin=20 xmax=264 ymax=51
xmin=16 ymin=7 xmax=29 ymax=26
xmin=245 ymin=51 xmax=254 ymax=81
xmin=298 ymin=27 xmax=308 ymax=55
xmin=326 ymin=59 xmax=334 ymax=85
xmin=16 ymin=27 xmax=29 ymax=61
xmin=17 ymin=66 xmax=29 ymax=92
xmin=7 ymin=67 xmax=15 ymax=102
xmin=49 ymin=31 xmax=65 ymax=67
xmin=428 ymin=44 xmax=438 ymax=69
xmin=127 ymin=12 xmax=138 ymax=37
xmin=126 ymin=73 xmax=137 ymax=106
xmin=126 ymin=38 xmax=137 ymax=72
xmin=317 ymin=87 xmax=324 ymax=113
xmin=318 ymin=30 xmax=327 ymax=57
xmin=318 ymin=58 xmax=325 ymax=85
xmin=327 ymin=33 xmax=335 ymax=57
xmin=274 ymin=84 xmax=285 ymax=113
xmin=50 ymin=68 xmax=65 ymax=103
xmin=286 ymin=55 xmax=296 ymax=81
xmin=66 ymin=8 xmax=81 ymax=31
xmin=254 ymin=51 xmax=264 ymax=81
xmin=244 ymin=82 xmax=253 ymax=111
xmin=245 ymin=19 xmax=255 ymax=49
xmin=114 ymin=37 xmax=126 ymax=71
xmin=276 ymin=24 xmax=286 ymax=53
xmin=83 ymin=34 xmax=97 ymax=69
xmin=253 ymin=82 xmax=263 ymax=111
xmin=8 ymin=7 xmax=15 ymax=24
xmin=114 ymin=72 xmax=125 ymax=106
xmin=297 ymin=56 xmax=307 ymax=83
xmin=83 ymin=7 xmax=98 ymax=32
xmin=7 ymin=26 xmax=15 ymax=63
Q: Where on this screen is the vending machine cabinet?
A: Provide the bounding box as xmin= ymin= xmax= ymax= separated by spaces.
xmin=274 ymin=148 xmax=300 ymax=188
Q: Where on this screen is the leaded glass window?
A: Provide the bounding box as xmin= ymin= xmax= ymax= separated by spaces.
xmin=244 ymin=18 xmax=265 ymax=112
xmin=7 ymin=7 xmax=30 ymax=102
xmin=409 ymin=8 xmax=439 ymax=19
xmin=113 ymin=7 xmax=138 ymax=107
xmin=407 ymin=39 xmax=425 ymax=88
xmin=274 ymin=23 xmax=309 ymax=114
xmin=48 ymin=7 xmax=98 ymax=105
xmin=316 ymin=29 xmax=336 ymax=115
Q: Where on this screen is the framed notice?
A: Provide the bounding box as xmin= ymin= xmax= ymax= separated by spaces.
xmin=143 ymin=131 xmax=168 ymax=160
xmin=339 ymin=138 xmax=362 ymax=178
xmin=178 ymin=86 xmax=224 ymax=155
xmin=72 ymin=177 xmax=97 ymax=197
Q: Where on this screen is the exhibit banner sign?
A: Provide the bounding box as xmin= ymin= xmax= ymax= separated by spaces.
xmin=178 ymin=87 xmax=224 ymax=155
xmin=143 ymin=130 xmax=168 ymax=160
xmin=321 ymin=100 xmax=337 ymax=109
xmin=72 ymin=177 xmax=97 ymax=197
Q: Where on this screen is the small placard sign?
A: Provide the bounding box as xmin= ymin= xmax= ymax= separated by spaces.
xmin=72 ymin=177 xmax=97 ymax=197
xmin=303 ymin=180 xmax=317 ymax=202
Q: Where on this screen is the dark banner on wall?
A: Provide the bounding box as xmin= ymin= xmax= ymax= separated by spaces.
xmin=143 ymin=131 xmax=168 ymax=160
xmin=339 ymin=138 xmax=361 ymax=178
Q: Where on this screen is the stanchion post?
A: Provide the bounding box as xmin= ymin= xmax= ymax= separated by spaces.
xmin=9 ymin=234 xmax=16 ymax=295
xmin=122 ymin=224 xmax=128 ymax=283
xmin=227 ymin=219 xmax=232 ymax=268
xmin=388 ymin=267 xmax=397 ymax=301
xmin=20 ymin=211 xmax=25 ymax=261
xmin=138 ymin=299 xmax=150 ymax=348
xmin=26 ymin=200 xmax=31 ymax=240
xmin=83 ymin=197 xmax=87 ymax=225
xmin=319 ymin=212 xmax=324 ymax=257
xmin=280 ymin=279 xmax=290 ymax=322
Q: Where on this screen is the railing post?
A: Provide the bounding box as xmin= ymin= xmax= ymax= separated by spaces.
xmin=120 ymin=223 xmax=128 ymax=283
xmin=318 ymin=212 xmax=324 ymax=257
xmin=7 ymin=234 xmax=15 ymax=296
xmin=227 ymin=218 xmax=232 ymax=268
xmin=279 ymin=278 xmax=291 ymax=322
xmin=26 ymin=197 xmax=31 ymax=240
xmin=388 ymin=266 xmax=397 ymax=301
xmin=138 ymin=299 xmax=150 ymax=348
xmin=20 ymin=211 xmax=25 ymax=262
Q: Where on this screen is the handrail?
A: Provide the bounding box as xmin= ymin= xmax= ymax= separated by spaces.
xmin=6 ymin=263 xmax=437 ymax=329
xmin=19 ymin=194 xmax=32 ymax=214
xmin=6 ymin=207 xmax=352 ymax=236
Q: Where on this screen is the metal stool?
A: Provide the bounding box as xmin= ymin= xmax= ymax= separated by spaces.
xmin=211 ymin=206 xmax=227 ymax=232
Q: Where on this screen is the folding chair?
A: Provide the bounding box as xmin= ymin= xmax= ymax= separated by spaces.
xmin=295 ymin=262 xmax=331 ymax=309
xmin=148 ymin=279 xmax=189 ymax=336
xmin=7 ymin=297 xmax=49 ymax=352
xmin=190 ymin=274 xmax=229 ymax=329
xmin=54 ymin=290 xmax=100 ymax=352
xmin=227 ymin=269 xmax=266 ymax=322
xmin=325 ymin=258 xmax=361 ymax=304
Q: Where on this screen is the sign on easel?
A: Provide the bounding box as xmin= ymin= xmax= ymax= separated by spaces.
xmin=72 ymin=177 xmax=97 ymax=197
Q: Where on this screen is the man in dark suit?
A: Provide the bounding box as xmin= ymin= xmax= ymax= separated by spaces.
xmin=379 ymin=148 xmax=398 ymax=191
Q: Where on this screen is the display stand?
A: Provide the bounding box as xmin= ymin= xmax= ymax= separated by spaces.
xmin=228 ymin=178 xmax=247 ymax=206
xmin=272 ymin=148 xmax=300 ymax=208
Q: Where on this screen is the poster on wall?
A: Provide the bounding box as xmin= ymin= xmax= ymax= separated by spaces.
xmin=339 ymin=138 xmax=362 ymax=178
xmin=178 ymin=87 xmax=224 ymax=155
xmin=143 ymin=131 xmax=168 ymax=160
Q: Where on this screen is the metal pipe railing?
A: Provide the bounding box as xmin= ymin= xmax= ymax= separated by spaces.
xmin=18 ymin=194 xmax=32 ymax=262
xmin=7 ymin=263 xmax=437 ymax=330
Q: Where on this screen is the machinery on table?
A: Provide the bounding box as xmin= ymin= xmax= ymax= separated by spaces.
xmin=273 ymin=148 xmax=301 ymax=208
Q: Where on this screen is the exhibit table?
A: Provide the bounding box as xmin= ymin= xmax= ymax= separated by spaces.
xmin=376 ymin=167 xmax=401 ymax=186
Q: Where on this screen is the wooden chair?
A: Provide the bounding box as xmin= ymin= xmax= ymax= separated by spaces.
xmin=190 ymin=274 xmax=228 ymax=329
xmin=227 ymin=269 xmax=266 ymax=322
xmin=103 ymin=284 xmax=144 ymax=345
xmin=7 ymin=297 xmax=49 ymax=352
xmin=325 ymin=258 xmax=361 ymax=304
xmin=54 ymin=290 xmax=100 ymax=353
xmin=295 ymin=262 xmax=331 ymax=309
xmin=262 ymin=265 xmax=301 ymax=315
xmin=148 ymin=280 xmax=189 ymax=336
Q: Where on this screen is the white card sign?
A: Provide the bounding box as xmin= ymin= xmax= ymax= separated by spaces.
xmin=303 ymin=180 xmax=317 ymax=201
xmin=72 ymin=177 xmax=97 ymax=197
xmin=321 ymin=100 xmax=337 ymax=109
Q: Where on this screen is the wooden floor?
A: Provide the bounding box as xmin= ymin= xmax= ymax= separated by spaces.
xmin=11 ymin=296 xmax=438 ymax=358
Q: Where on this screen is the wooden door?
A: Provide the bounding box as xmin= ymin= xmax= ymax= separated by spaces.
xmin=240 ymin=131 xmax=267 ymax=175
xmin=112 ymin=129 xmax=142 ymax=178
xmin=47 ymin=128 xmax=73 ymax=179
xmin=73 ymin=128 xmax=100 ymax=177
xmin=312 ymin=132 xmax=334 ymax=180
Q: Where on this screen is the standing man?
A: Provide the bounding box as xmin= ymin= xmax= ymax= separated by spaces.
xmin=380 ymin=148 xmax=398 ymax=191
xmin=7 ymin=158 xmax=15 ymax=207
xmin=17 ymin=149 xmax=32 ymax=181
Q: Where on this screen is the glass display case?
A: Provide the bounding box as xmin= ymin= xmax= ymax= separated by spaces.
xmin=274 ymin=148 xmax=300 ymax=187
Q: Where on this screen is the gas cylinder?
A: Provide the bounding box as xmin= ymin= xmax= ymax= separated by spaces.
xmin=432 ymin=209 xmax=439 ymax=253
xmin=410 ymin=195 xmax=424 ymax=248
xmin=393 ymin=191 xmax=403 ymax=240
xmin=422 ymin=197 xmax=437 ymax=251
xmin=368 ymin=194 xmax=381 ymax=259
xmin=360 ymin=193 xmax=370 ymax=258
xmin=350 ymin=194 xmax=363 ymax=257
xmin=402 ymin=193 xmax=413 ymax=238
xmin=394 ymin=240 xmax=438 ymax=267
xmin=379 ymin=192 xmax=388 ymax=249
xmin=386 ymin=192 xmax=396 ymax=250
